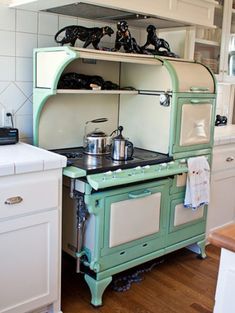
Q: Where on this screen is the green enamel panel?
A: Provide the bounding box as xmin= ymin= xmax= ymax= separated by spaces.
xmin=82 ymin=179 xmax=171 ymax=271
xmin=170 ymin=154 xmax=212 ymax=194
xmin=101 ymin=183 xmax=169 ymax=256
xmin=164 ymin=234 xmax=205 ymax=255
xmin=87 ymin=160 xmax=188 ymax=190
xmin=33 ymin=47 xmax=80 ymax=146
xmin=95 ymin=248 xmax=165 ymax=280
xmin=63 ymin=166 xmax=86 ymax=178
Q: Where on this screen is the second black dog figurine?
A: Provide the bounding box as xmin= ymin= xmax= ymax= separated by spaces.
xmin=114 ymin=20 xmax=142 ymax=54
xmin=54 ymin=25 xmax=114 ymax=49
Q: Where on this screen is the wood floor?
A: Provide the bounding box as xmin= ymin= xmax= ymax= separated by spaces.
xmin=61 ymin=245 xmax=220 ymax=313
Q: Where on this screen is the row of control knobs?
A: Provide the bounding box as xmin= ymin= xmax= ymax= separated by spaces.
xmin=101 ymin=160 xmax=187 ymax=180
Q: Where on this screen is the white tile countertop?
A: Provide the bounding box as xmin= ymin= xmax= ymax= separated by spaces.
xmin=214 ymin=124 xmax=235 ymax=146
xmin=0 ymin=142 xmax=67 ymax=177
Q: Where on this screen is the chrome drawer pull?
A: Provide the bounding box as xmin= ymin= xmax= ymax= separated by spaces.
xmin=4 ymin=196 xmax=23 ymax=205
xmin=226 ymin=156 xmax=234 ymax=162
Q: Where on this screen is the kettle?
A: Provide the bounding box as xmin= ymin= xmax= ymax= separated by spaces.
xmin=111 ymin=126 xmax=134 ymax=161
xmin=84 ymin=118 xmax=111 ymax=155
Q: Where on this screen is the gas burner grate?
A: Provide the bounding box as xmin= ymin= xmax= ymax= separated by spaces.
xmin=52 ymin=147 xmax=173 ymax=174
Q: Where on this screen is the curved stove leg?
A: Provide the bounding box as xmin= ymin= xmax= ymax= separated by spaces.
xmin=187 ymin=239 xmax=207 ymax=259
xmin=84 ymin=274 xmax=112 ymax=307
xmin=197 ymin=239 xmax=207 ymax=259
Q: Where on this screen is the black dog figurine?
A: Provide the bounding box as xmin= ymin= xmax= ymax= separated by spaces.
xmin=215 ymin=114 xmax=227 ymax=126
xmin=114 ymin=20 xmax=142 ymax=54
xmin=58 ymin=72 xmax=119 ymax=90
xmin=142 ymin=25 xmax=177 ymax=57
xmin=54 ymin=25 xmax=114 ymax=49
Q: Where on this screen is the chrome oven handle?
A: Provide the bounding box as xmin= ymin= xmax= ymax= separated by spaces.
xmin=190 ymin=99 xmax=210 ymax=104
xmin=4 ymin=196 xmax=23 ymax=205
xmin=190 ymin=87 xmax=209 ymax=92
xmin=128 ymin=190 xmax=152 ymax=199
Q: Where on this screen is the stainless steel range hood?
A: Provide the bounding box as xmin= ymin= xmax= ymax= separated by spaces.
xmin=9 ymin=0 xmax=216 ymax=29
xmin=44 ymin=2 xmax=189 ymax=29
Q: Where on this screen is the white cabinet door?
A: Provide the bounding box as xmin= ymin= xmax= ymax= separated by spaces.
xmin=207 ymin=144 xmax=235 ymax=235
xmin=0 ymin=210 xmax=59 ymax=313
xmin=207 ymin=173 xmax=235 ymax=234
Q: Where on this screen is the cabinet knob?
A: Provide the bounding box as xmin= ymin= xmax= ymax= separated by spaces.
xmin=226 ymin=156 xmax=234 ymax=162
xmin=4 ymin=196 xmax=23 ymax=205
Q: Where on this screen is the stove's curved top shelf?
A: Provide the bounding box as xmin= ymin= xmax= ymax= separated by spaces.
xmin=33 ymin=46 xmax=216 ymax=149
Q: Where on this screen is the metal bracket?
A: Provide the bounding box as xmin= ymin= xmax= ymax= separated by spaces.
xmin=73 ymin=190 xmax=89 ymax=273
xmin=138 ymin=90 xmax=171 ymax=107
xmin=159 ymin=92 xmax=171 ymax=106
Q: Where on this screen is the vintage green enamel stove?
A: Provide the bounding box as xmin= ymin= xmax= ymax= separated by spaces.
xmin=33 ymin=47 xmax=216 ymax=306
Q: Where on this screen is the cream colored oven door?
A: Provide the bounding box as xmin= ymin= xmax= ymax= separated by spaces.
xmin=173 ymin=97 xmax=215 ymax=154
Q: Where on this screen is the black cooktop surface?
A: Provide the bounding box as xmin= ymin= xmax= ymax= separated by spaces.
xmin=53 ymin=147 xmax=173 ymax=174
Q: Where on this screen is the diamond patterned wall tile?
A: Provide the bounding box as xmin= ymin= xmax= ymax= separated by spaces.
xmin=15 ymin=82 xmax=33 ymax=98
xmin=16 ymin=99 xmax=33 ymax=115
xmin=0 ymin=82 xmax=27 ymax=113
xmin=0 ymin=82 xmax=10 ymax=94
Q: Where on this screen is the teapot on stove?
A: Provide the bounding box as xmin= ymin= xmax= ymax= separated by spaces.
xmin=111 ymin=126 xmax=134 ymax=161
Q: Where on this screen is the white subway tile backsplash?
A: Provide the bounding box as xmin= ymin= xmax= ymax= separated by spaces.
xmin=38 ymin=34 xmax=56 ymax=48
xmin=0 ymin=56 xmax=15 ymax=81
xmin=77 ymin=18 xmax=94 ymax=28
xmin=0 ymin=30 xmax=15 ymax=56
xmin=59 ymin=15 xmax=77 ymax=29
xmin=0 ymin=103 xmax=6 ymax=127
xmin=0 ymin=6 xmax=15 ymax=31
xmin=38 ymin=12 xmax=58 ymax=36
xmin=20 ymin=137 xmax=33 ymax=144
xmin=16 ymin=57 xmax=33 ymax=82
xmin=16 ymin=9 xmax=38 ymax=33
xmin=15 ymin=114 xmax=33 ymax=139
xmin=16 ymin=32 xmax=37 ymax=57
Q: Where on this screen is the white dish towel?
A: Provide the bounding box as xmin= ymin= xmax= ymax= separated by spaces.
xmin=184 ymin=156 xmax=210 ymax=210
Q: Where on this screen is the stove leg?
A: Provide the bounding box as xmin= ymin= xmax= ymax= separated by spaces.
xmin=84 ymin=274 xmax=112 ymax=307
xmin=187 ymin=239 xmax=207 ymax=259
xmin=197 ymin=239 xmax=207 ymax=259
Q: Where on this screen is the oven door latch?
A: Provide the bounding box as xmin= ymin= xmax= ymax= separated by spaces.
xmin=73 ymin=190 xmax=89 ymax=273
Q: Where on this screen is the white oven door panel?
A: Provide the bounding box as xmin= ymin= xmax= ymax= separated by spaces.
xmin=167 ymin=194 xmax=207 ymax=246
xmin=109 ymin=193 xmax=161 ymax=248
xmin=180 ymin=103 xmax=212 ymax=146
xmin=173 ymin=97 xmax=215 ymax=154
xmin=174 ymin=203 xmax=204 ymax=227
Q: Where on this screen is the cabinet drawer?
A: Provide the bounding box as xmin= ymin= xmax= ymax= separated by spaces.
xmin=212 ymin=147 xmax=235 ymax=172
xmin=0 ymin=172 xmax=59 ymax=219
